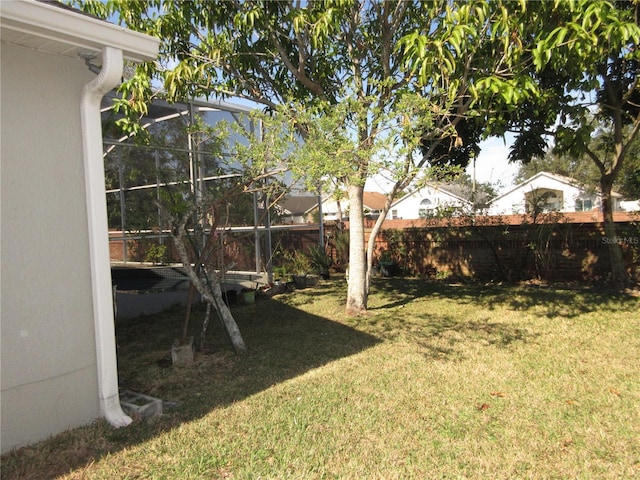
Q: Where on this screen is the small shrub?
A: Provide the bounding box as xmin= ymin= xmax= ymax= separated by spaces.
xmin=283 ymin=250 xmax=313 ymax=276
xmin=145 ymin=243 xmax=168 ymax=265
xmin=307 ymin=245 xmax=334 ymax=277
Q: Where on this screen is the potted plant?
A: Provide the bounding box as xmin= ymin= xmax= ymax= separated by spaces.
xmin=285 ymin=250 xmax=315 ymax=288
xmin=273 ymin=265 xmax=289 ymax=283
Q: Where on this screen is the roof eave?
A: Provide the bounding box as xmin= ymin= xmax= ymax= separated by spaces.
xmin=0 ymin=0 xmax=159 ymax=62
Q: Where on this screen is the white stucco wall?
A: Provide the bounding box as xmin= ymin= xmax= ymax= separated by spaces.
xmin=387 ymin=186 xmax=470 ymax=220
xmin=1 ymin=43 xmax=100 ymax=451
xmin=321 ymin=198 xmax=348 ymax=222
xmin=488 ymin=173 xmax=607 ymax=215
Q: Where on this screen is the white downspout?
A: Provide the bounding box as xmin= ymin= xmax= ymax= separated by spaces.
xmin=80 ymin=46 xmax=132 ymax=428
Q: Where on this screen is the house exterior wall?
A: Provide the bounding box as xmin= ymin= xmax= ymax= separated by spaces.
xmin=321 ymin=198 xmax=348 ymax=222
xmin=489 ymin=174 xmax=605 ymax=215
xmin=387 ymin=186 xmax=470 ymax=220
xmin=621 ymin=200 xmax=640 ymax=212
xmin=1 ymin=43 xmax=100 ymax=452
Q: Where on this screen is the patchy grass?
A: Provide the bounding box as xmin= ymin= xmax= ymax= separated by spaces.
xmin=2 ymin=277 xmax=640 ymax=479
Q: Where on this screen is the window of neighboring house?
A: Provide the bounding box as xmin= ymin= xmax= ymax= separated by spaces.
xmin=575 ymin=198 xmax=593 ymax=211
xmin=418 ymin=198 xmax=434 ymax=218
xmin=391 ymin=209 xmax=399 ymax=220
xmin=526 ymin=190 xmax=561 ymax=213
xmin=545 ymin=192 xmax=560 ymax=211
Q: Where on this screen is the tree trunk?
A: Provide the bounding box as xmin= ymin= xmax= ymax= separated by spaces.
xmin=171 ymin=232 xmax=248 ymax=354
xmin=366 ymin=200 xmax=391 ymax=290
xmin=600 ymin=176 xmax=628 ymax=290
xmin=346 ymin=183 xmax=367 ymax=315
xmin=208 ymin=279 xmax=247 ymax=354
xmin=180 ymin=282 xmax=198 ymax=344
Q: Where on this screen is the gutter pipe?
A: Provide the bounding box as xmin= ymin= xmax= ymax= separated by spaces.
xmin=80 ymin=46 xmax=132 ymax=428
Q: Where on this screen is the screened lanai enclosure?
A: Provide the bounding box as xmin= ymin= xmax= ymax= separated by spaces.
xmin=102 ymin=93 xmax=320 ymax=292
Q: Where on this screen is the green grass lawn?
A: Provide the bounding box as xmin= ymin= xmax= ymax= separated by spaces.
xmin=2 ymin=277 xmax=639 ymax=479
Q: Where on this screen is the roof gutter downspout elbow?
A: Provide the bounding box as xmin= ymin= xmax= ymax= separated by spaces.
xmin=80 ymin=46 xmax=132 ymax=428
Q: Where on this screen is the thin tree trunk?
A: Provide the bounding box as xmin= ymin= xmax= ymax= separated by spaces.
xmin=180 ymin=282 xmax=198 ymax=344
xmin=346 ymin=183 xmax=367 ymax=315
xmin=200 ymin=302 xmax=212 ymax=351
xmin=365 ymin=182 xmax=405 ymax=293
xmin=600 ymin=176 xmax=628 ymax=290
xmin=208 ymin=277 xmax=247 ymax=353
xmin=171 ymin=232 xmax=248 ymax=354
xmin=365 ymin=199 xmax=390 ymax=293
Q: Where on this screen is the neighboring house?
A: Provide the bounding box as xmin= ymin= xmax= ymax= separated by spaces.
xmin=620 ymin=199 xmax=640 ymax=212
xmin=322 ymin=191 xmax=388 ymax=222
xmin=386 ymin=183 xmax=474 ymax=220
xmin=362 ymin=191 xmax=389 ymax=219
xmin=488 ymin=171 xmax=623 ymax=215
xmin=277 ymin=194 xmax=321 ymax=224
xmin=1 ymin=0 xmax=158 ymax=453
xmin=320 ymin=194 xmax=348 ymax=222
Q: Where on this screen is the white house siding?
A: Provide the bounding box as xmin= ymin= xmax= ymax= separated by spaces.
xmin=321 ymin=198 xmax=347 ymax=222
xmin=488 ymin=172 xmax=617 ymax=216
xmin=1 ymin=44 xmax=101 ymax=451
xmin=387 ymin=186 xmax=470 ymax=220
xmin=620 ymin=200 xmax=640 ymax=212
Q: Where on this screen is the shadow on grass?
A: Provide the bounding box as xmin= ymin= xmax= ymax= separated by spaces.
xmin=0 ymin=288 xmax=379 ymax=480
xmin=414 ymin=315 xmax=533 ymax=360
xmin=370 ymin=276 xmax=639 ymax=319
xmin=3 ymin=276 xmax=637 ymax=479
xmin=361 ymin=276 xmax=638 ymax=361
xmin=115 ymin=293 xmax=381 ymax=433
xmin=352 ymin=307 xmax=535 ymax=362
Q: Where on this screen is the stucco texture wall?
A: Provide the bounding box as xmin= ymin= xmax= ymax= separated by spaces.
xmin=1 ymin=43 xmax=100 ymax=452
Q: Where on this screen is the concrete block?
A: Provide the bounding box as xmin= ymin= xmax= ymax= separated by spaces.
xmin=120 ymin=391 xmax=163 ymax=420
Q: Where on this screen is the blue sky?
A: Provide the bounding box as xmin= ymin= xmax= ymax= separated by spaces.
xmin=470 ymin=134 xmax=520 ymax=193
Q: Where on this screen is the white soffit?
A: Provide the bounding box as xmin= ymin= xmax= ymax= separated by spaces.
xmin=0 ymin=0 xmax=159 ymax=62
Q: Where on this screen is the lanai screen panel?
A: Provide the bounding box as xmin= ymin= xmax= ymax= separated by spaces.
xmin=102 ymin=96 xmax=259 ymax=232
xmin=101 ymin=95 xmax=268 ymax=269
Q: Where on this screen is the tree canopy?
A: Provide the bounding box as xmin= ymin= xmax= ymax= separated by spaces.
xmin=79 ymin=0 xmax=534 ymax=311
xmin=77 ymin=0 xmax=640 ymax=300
xmin=507 ymin=0 xmax=640 ymax=288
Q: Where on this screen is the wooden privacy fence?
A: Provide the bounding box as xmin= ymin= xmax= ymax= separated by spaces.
xmin=109 ymin=211 xmax=640 ymax=284
xmin=109 ymin=226 xmax=323 ymax=272
xmin=368 ymin=212 xmax=640 ymax=283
